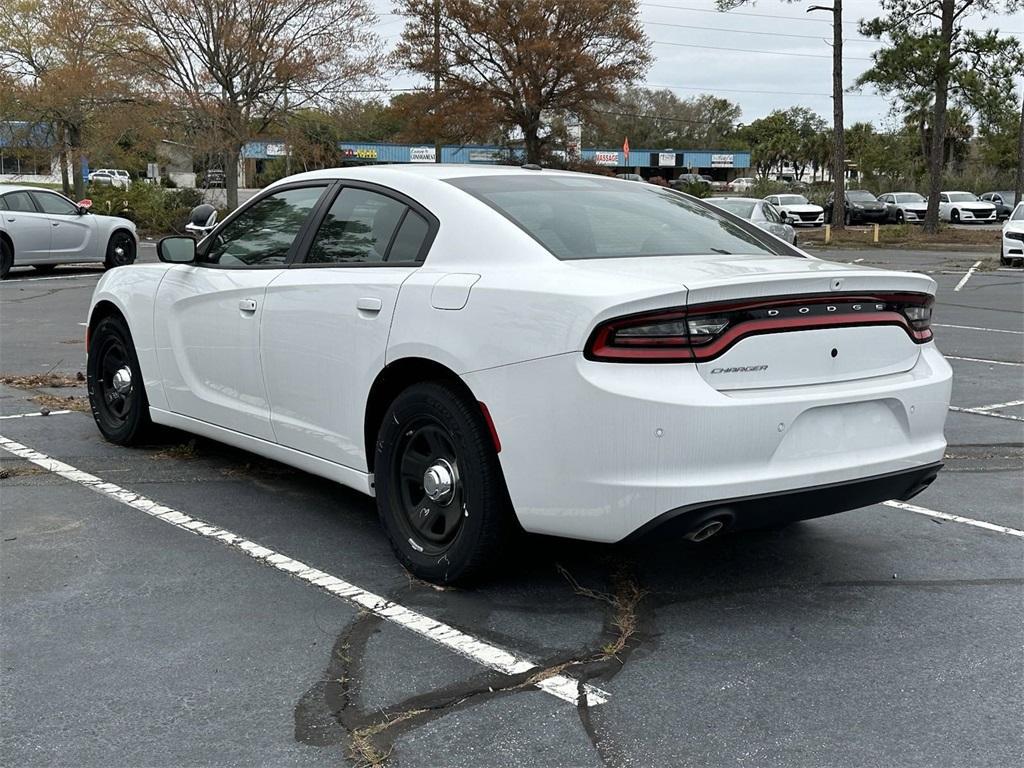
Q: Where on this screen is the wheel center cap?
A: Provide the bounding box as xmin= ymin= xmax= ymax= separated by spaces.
xmin=112 ymin=366 xmax=132 ymax=395
xmin=423 ymin=459 xmax=455 ymax=504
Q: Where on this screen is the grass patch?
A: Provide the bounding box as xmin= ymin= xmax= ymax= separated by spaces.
xmin=801 ymin=223 xmax=1001 ymax=250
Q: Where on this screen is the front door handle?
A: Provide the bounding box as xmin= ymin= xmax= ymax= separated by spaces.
xmin=238 ymin=299 xmax=257 ymax=312
xmin=356 ymin=297 xmax=382 ymax=313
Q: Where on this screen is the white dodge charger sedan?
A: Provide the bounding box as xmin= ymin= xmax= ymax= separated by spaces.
xmin=85 ymin=166 xmax=951 ymax=583
xmin=0 ymin=185 xmax=137 ymax=279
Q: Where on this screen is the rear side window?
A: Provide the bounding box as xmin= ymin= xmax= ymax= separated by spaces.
xmin=0 ymin=196 xmax=7 ymax=210
xmin=447 ymin=175 xmax=787 ymax=259
xmin=387 ymin=210 xmax=430 ymax=262
xmin=307 ymin=188 xmax=407 ymax=264
xmin=3 ymin=191 xmax=36 ymax=212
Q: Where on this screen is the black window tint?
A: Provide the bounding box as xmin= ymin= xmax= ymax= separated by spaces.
xmin=0 ymin=196 xmax=7 ymax=211
xmin=32 ymin=191 xmax=78 ymax=215
xmin=307 ymin=188 xmax=406 ymax=264
xmin=4 ymin=191 xmax=36 ymax=212
xmin=448 ymin=175 xmax=788 ymax=259
xmin=387 ymin=210 xmax=429 ymax=262
xmin=203 ymin=186 xmax=325 ymax=267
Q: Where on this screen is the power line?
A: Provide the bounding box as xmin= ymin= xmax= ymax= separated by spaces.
xmin=652 ymin=39 xmax=874 ymax=60
xmin=646 ymin=83 xmax=883 ymax=98
xmin=644 ymin=18 xmax=880 ymax=43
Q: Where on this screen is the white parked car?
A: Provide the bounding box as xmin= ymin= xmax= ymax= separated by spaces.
xmin=877 ymin=192 xmax=929 ymax=224
xmin=89 ymin=169 xmax=132 ymax=189
xmin=0 ymin=185 xmax=138 ymax=279
xmin=707 ymin=196 xmax=798 ymax=244
xmin=1001 ymin=202 xmax=1024 ymax=266
xmin=763 ymin=194 xmax=824 ymax=227
xmin=938 ymin=191 xmax=997 ymax=223
xmin=85 ymin=166 xmax=950 ymax=583
xmin=727 ymin=177 xmax=755 ymax=192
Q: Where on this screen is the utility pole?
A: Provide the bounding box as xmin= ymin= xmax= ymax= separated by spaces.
xmin=808 ymin=3 xmax=845 ymax=230
xmin=433 ymin=0 xmax=442 ymax=163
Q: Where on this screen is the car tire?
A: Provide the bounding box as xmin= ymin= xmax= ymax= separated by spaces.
xmin=1001 ymin=244 xmax=1009 ymax=266
xmin=951 ymin=209 xmax=960 ymax=224
xmin=32 ymin=264 xmax=57 ymax=274
xmin=843 ymin=210 xmax=851 ymax=226
xmin=0 ymin=239 xmax=12 ymax=280
xmin=105 ymin=231 xmax=136 ymax=269
xmin=87 ymin=314 xmax=153 ymax=445
xmin=374 ymin=381 xmax=515 ymax=584
xmin=896 ymin=210 xmax=905 ymax=224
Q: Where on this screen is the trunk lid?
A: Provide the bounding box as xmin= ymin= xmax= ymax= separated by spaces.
xmin=572 ymin=253 xmax=935 ymax=390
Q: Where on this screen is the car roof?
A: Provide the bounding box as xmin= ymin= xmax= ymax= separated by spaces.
xmin=0 ymin=184 xmax=63 ymax=194
xmin=709 ymin=196 xmax=760 ymax=203
xmin=277 ymin=164 xmax=594 ymax=186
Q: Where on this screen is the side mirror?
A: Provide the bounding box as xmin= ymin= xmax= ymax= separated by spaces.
xmin=77 ymin=199 xmax=92 ymax=214
xmin=158 ymin=236 xmax=196 ymax=264
xmin=184 ymin=203 xmax=218 ymax=237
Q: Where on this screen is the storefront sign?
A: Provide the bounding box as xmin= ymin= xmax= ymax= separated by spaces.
xmin=265 ymin=143 xmax=288 ymax=157
xmin=410 ymin=146 xmax=436 ymax=163
xmin=711 ymin=154 xmax=734 ymax=168
xmin=594 ymin=151 xmax=619 ymax=166
xmin=658 ymin=152 xmax=676 ymax=167
xmin=340 ymin=147 xmax=378 ymax=160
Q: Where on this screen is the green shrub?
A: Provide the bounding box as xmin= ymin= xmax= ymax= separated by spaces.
xmin=750 ymin=178 xmax=790 ymax=199
xmin=85 ymin=183 xmax=204 ymax=234
xmin=673 ymin=181 xmax=712 ymax=198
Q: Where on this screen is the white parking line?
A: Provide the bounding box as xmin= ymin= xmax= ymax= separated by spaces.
xmin=934 ymin=323 xmax=1023 ymax=335
xmin=0 ymin=435 xmax=609 ymax=708
xmin=883 ymin=500 xmax=1024 ymax=538
xmin=973 ymin=399 xmax=1024 ymax=411
xmin=948 ymin=406 xmax=1024 ymax=422
xmin=0 ymin=410 xmax=72 ymax=420
xmin=0 ymin=273 xmax=102 ymax=283
xmin=953 ymin=260 xmax=982 ymax=292
xmin=945 ymin=355 xmax=1023 ymax=367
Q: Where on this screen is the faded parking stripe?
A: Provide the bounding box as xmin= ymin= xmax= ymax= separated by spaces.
xmin=883 ymin=500 xmax=1024 ymax=538
xmin=0 ymin=434 xmax=610 ymax=707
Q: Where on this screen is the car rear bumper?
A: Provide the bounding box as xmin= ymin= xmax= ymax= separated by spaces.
xmin=465 ymin=344 xmax=951 ymax=542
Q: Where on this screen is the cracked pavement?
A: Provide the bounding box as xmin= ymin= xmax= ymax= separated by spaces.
xmin=1 ymin=246 xmax=1022 ymax=767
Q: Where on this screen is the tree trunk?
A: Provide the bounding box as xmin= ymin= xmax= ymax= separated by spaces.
xmin=1014 ymin=93 xmax=1024 ymax=207
xmin=924 ymin=0 xmax=955 ymax=235
xmin=523 ymin=118 xmax=543 ymax=164
xmin=226 ymin=145 xmax=240 ymax=210
xmin=57 ymin=123 xmax=70 ymax=197
xmin=68 ymin=123 xmax=84 ymax=200
xmin=831 ymin=0 xmax=846 ymax=231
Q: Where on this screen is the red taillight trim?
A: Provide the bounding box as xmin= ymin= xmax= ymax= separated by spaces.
xmin=585 ymin=292 xmax=933 ymax=363
xmin=478 ymin=402 xmax=501 ymax=453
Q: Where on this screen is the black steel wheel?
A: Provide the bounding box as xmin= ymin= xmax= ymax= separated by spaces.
xmin=375 ymin=381 xmax=515 ymax=584
xmin=105 ymin=231 xmax=136 ymax=269
xmin=0 ymin=239 xmax=12 ymax=279
xmin=87 ymin=314 xmax=152 ymax=445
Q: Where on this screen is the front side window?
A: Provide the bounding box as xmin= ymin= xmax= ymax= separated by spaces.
xmin=762 ymin=203 xmax=782 ymax=223
xmin=32 ymin=191 xmax=78 ymax=215
xmin=202 ymin=186 xmax=326 ymax=267
xmin=3 ymin=191 xmax=37 ymax=212
xmin=307 ymin=188 xmax=408 ymax=264
xmin=449 ymin=175 xmax=789 ymax=259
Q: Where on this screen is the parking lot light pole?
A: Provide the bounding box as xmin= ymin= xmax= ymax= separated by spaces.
xmin=808 ymin=2 xmax=845 ymax=231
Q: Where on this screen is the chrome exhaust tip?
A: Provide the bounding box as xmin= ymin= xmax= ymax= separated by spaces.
xmin=684 ymin=519 xmax=726 ymax=543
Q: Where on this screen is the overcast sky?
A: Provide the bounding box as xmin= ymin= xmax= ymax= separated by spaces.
xmin=369 ymin=0 xmax=1024 ymax=131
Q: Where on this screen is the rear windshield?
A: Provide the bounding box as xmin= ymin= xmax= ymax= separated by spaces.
xmin=708 ymin=199 xmax=756 ymax=218
xmin=446 ymin=175 xmax=789 ymax=259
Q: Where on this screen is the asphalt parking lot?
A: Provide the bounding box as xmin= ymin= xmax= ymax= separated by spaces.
xmin=1 ymin=243 xmax=1021 ymax=767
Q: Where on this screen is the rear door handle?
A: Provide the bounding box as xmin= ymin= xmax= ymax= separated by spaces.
xmin=356 ymin=297 xmax=382 ymax=313
xmin=238 ymin=299 xmax=258 ymax=312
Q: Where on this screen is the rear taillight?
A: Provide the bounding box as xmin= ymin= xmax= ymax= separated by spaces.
xmin=585 ymin=293 xmax=933 ymax=363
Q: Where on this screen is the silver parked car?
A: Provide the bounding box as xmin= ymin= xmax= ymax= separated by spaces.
xmin=0 ymin=185 xmax=138 ymax=279
xmin=706 ymin=196 xmax=798 ymax=244
xmin=878 ymin=192 xmax=929 ymax=224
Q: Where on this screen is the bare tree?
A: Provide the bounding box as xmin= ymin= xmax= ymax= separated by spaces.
xmin=107 ymin=0 xmax=382 ymax=208
xmin=394 ymin=0 xmax=650 ymax=164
